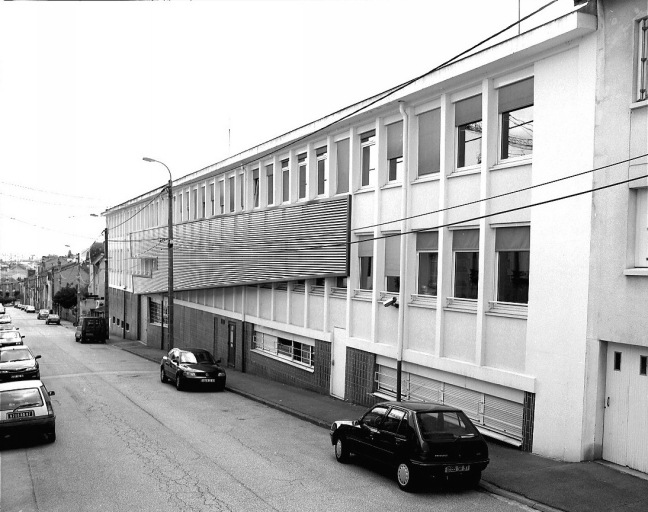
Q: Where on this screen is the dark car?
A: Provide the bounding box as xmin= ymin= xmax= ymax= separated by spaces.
xmin=160 ymin=348 xmax=226 ymax=391
xmin=74 ymin=317 xmax=107 ymax=343
xmin=0 ymin=379 xmax=56 ymax=443
xmin=0 ymin=346 xmax=41 ymax=382
xmin=330 ymin=401 xmax=489 ymax=491
xmin=0 ymin=330 xmax=24 ymax=348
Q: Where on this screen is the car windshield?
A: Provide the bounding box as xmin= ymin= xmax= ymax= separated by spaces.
xmin=179 ymin=352 xmax=215 ymax=364
xmin=0 ymin=349 xmax=31 ymax=362
xmin=0 ymin=388 xmax=43 ymax=411
xmin=0 ymin=332 xmax=20 ymax=339
xmin=417 ymin=411 xmax=479 ymax=439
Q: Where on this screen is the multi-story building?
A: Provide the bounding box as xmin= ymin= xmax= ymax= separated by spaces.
xmin=103 ymin=1 xmax=648 ymax=472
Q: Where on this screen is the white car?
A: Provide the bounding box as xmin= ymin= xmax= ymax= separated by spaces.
xmin=25 ymin=306 xmax=35 ymax=313
xmin=0 ymin=379 xmax=56 ymax=443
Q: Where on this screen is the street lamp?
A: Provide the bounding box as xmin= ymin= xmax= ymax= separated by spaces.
xmin=143 ymin=157 xmax=174 ymax=351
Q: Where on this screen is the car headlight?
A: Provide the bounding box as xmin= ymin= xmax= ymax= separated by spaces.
xmin=218 ymin=372 xmax=225 ymax=377
xmin=184 ymin=371 xmax=196 ymax=377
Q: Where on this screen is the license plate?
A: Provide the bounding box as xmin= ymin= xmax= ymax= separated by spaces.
xmin=201 ymin=379 xmax=215 ymax=383
xmin=445 ymin=465 xmax=470 ymax=473
xmin=10 ymin=374 xmax=24 ymax=379
xmin=7 ymin=410 xmax=34 ymax=419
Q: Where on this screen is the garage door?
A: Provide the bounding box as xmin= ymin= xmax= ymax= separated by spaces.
xmin=603 ymin=343 xmax=648 ymax=473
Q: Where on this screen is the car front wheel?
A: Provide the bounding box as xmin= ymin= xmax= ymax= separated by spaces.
xmin=396 ymin=460 xmax=417 ymax=492
xmin=175 ymin=374 xmax=184 ymax=391
xmin=160 ymin=367 xmax=168 ymax=383
xmin=334 ymin=436 xmax=350 ymax=463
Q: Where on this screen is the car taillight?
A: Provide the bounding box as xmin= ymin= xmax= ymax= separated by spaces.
xmin=46 ymin=402 xmax=54 ymax=415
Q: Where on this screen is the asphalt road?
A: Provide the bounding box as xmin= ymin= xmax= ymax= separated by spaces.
xmin=1 ymin=308 xmax=528 ymax=512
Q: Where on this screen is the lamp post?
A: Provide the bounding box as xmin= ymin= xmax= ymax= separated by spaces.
xmin=143 ymin=157 xmax=174 ymax=351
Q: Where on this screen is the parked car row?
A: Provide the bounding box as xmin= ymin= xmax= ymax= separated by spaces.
xmin=0 ymin=311 xmax=56 ymax=444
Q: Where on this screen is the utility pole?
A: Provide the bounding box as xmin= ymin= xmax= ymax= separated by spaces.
xmin=76 ymin=253 xmax=81 ymax=325
xmin=104 ymin=228 xmax=109 ymax=338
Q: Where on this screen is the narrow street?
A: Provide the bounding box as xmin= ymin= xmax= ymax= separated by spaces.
xmin=1 ymin=309 xmax=526 ymax=512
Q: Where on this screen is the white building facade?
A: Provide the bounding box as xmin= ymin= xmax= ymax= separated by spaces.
xmin=103 ymin=2 xmax=648 ymax=471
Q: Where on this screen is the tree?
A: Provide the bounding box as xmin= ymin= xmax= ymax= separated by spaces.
xmin=53 ymin=286 xmax=77 ymax=309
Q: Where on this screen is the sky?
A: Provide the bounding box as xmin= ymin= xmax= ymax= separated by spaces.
xmin=0 ymin=0 xmax=573 ymax=261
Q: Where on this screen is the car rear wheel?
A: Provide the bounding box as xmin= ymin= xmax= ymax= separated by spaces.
xmin=45 ymin=431 xmax=56 ymax=443
xmin=160 ymin=367 xmax=168 ymax=383
xmin=396 ymin=460 xmax=417 ymax=492
xmin=334 ymin=436 xmax=350 ymax=463
xmin=175 ymin=374 xmax=184 ymax=391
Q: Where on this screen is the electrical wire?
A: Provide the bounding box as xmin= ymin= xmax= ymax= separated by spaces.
xmin=352 ymin=152 xmax=648 ymax=233
xmin=0 ymin=191 xmax=102 ymax=209
xmin=0 ymin=180 xmax=102 ymax=201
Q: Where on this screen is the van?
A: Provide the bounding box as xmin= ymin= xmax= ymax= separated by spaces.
xmin=74 ymin=317 xmax=107 ymax=344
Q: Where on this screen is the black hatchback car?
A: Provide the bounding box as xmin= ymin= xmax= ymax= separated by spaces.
xmin=330 ymin=401 xmax=489 ymax=491
xmin=160 ymin=348 xmax=226 ymax=391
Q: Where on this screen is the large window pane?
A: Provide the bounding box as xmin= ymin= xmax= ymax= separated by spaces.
xmin=266 ymin=164 xmax=274 ymax=206
xmin=455 ymin=95 xmax=482 ymax=168
xmin=497 ymin=251 xmax=530 ymax=303
xmin=418 ymin=252 xmax=438 ymax=295
xmin=361 ymin=131 xmax=376 ymax=187
xmin=360 ymin=257 xmax=373 ymax=290
xmin=336 ymin=138 xmax=350 ymax=194
xmin=418 ymin=109 xmax=441 ymax=176
xmin=454 ymin=252 xmax=479 ymax=299
xmin=499 ymin=78 xmax=534 ymax=160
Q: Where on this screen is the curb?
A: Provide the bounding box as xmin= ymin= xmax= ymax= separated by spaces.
xmin=479 ymin=482 xmax=566 ymax=512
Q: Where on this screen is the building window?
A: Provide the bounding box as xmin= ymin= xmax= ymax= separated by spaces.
xmin=200 ymin=186 xmax=206 ymax=218
xmin=387 ymin=121 xmax=403 ymax=182
xmin=253 ymin=332 xmax=314 ymax=368
xmin=239 ymin=173 xmax=244 ymax=209
xmin=496 ymin=226 xmax=530 ymax=303
xmin=266 ymin=164 xmax=274 ymax=206
xmin=418 ymin=109 xmax=441 ymax=176
xmin=219 ymin=180 xmax=225 ymax=214
xmin=209 ymin=183 xmax=215 ymax=216
xmin=634 ymin=187 xmax=648 ymax=268
xmin=614 ymin=351 xmax=622 ymax=371
xmin=453 ymin=229 xmax=479 ymax=299
xmin=499 ymin=78 xmax=534 ymax=160
xmin=335 ymin=276 xmax=347 ymax=288
xmin=298 ymin=153 xmax=307 ymax=199
xmin=385 ymin=234 xmax=400 ymax=292
xmin=638 ymin=17 xmax=648 ymax=101
xmin=358 ymin=235 xmax=373 ymax=290
xmin=455 ymin=95 xmax=482 ymax=168
xmin=177 ymin=193 xmax=183 ymax=221
xmin=252 ymin=169 xmax=259 ymax=208
xmin=640 ymin=355 xmax=647 ymax=376
xmin=336 ymin=138 xmax=350 ymax=194
xmin=417 ymin=231 xmax=438 ymax=295
xmin=282 ymin=159 xmax=290 ymax=202
xmin=316 ymin=147 xmax=327 ymax=196
xmin=185 ymin=191 xmax=190 ymax=220
xmin=360 ymin=130 xmax=376 ymax=187
xmin=229 ymin=176 xmax=235 ymax=212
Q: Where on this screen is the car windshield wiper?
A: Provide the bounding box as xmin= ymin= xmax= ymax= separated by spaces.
xmin=13 ymin=402 xmax=40 ymax=412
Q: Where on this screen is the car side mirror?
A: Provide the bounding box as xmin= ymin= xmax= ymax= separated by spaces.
xmin=21 ymin=335 xmax=25 ymax=339
xmin=216 ymin=359 xmax=222 ymax=364
xmin=48 ymin=391 xmax=55 ymax=396
xmin=35 ymin=355 xmax=41 ymax=360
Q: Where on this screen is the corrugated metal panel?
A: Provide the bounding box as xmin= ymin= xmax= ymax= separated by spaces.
xmin=408 ymin=374 xmax=443 ymax=403
xmin=483 ymin=394 xmax=523 ymax=442
xmin=444 ymin=384 xmax=482 ymax=422
xmin=128 ymin=196 xmax=350 ymax=295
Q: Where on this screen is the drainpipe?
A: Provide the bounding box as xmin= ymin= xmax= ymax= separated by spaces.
xmin=396 ymin=102 xmax=409 ymax=401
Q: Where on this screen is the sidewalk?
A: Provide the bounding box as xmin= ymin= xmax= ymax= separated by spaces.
xmin=108 ymin=336 xmax=648 ymax=512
